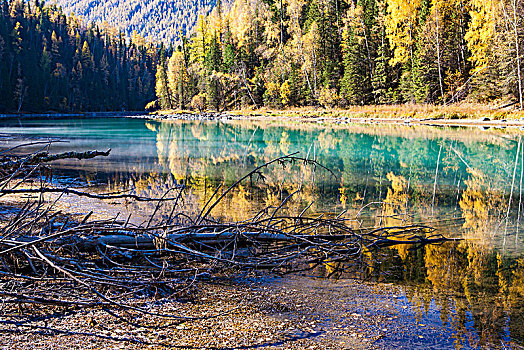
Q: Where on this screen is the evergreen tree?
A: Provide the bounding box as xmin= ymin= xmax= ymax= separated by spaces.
xmin=205 ymin=33 xmax=222 ymax=72
xmin=340 ymin=17 xmax=369 ymax=105
xmin=205 ymin=34 xmax=223 ymax=110
xmin=372 ymin=37 xmax=389 ymax=104
xmin=155 ymin=54 xmax=172 ymax=110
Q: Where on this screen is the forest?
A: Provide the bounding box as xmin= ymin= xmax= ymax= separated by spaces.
xmin=50 ymin=0 xmax=221 ymax=45
xmin=0 ymin=0 xmax=158 ymax=113
xmin=2 ymin=0 xmax=524 ymax=114
xmin=155 ymin=0 xmax=524 ymax=112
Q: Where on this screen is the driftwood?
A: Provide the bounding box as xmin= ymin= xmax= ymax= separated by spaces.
xmin=0 ymin=146 xmax=183 ymax=201
xmin=4 ymin=227 xmax=452 ymax=253
xmin=0 ymin=143 xmax=454 ymax=329
xmin=0 ymin=149 xmax=111 ymax=169
xmin=0 ymin=187 xmax=183 ymax=201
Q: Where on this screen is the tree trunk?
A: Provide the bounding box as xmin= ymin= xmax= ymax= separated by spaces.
xmin=435 ymin=4 xmax=445 ymax=105
xmin=513 ymin=0 xmax=523 ymax=109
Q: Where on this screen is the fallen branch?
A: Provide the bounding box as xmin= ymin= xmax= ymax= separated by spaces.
xmin=1 ymin=149 xmax=111 ymax=169
xmin=0 ymin=187 xmax=183 ymax=202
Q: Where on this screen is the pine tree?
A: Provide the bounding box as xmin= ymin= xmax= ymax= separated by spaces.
xmin=155 ymin=55 xmax=172 ymax=110
xmin=372 ymin=38 xmax=389 ymax=104
xmin=340 ymin=12 xmax=368 ymax=105
xmin=81 ymin=41 xmax=93 ymax=69
xmin=399 ymin=50 xmax=428 ymax=103
xmin=371 ymin=0 xmax=391 ymax=104
xmin=11 ymin=22 xmax=23 ymax=55
xmin=205 ymin=34 xmax=223 ymax=110
xmin=205 ymin=33 xmax=222 ymax=73
xmin=50 ymin=30 xmax=60 ymax=62
xmin=222 ymin=20 xmax=235 ymax=73
xmin=39 ymin=45 xmax=51 ymax=107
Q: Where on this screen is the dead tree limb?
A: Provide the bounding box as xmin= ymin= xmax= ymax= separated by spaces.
xmin=1 ymin=149 xmax=111 ymax=169
xmin=0 ymin=187 xmax=183 ymax=202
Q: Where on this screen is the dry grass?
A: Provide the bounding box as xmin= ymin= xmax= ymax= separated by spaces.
xmin=227 ymin=103 xmax=524 ymax=121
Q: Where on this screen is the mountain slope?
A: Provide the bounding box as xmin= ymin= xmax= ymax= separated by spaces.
xmin=49 ymin=0 xmax=219 ymax=44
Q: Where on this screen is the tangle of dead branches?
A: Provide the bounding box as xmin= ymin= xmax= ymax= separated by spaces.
xmin=0 ymin=142 xmax=453 ymax=327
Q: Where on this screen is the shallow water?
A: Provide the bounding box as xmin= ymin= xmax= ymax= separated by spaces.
xmin=1 ymin=117 xmax=524 ymax=349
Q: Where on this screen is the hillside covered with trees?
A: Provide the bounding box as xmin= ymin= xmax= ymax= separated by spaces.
xmin=155 ymin=0 xmax=524 ymax=111
xmin=50 ymin=0 xmax=222 ymax=45
xmin=0 ymin=0 xmax=158 ymax=113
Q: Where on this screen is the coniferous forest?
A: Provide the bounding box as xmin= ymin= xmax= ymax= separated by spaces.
xmin=0 ymin=0 xmax=158 ymax=113
xmin=155 ymin=0 xmax=524 ymax=112
xmin=50 ymin=0 xmax=221 ymax=46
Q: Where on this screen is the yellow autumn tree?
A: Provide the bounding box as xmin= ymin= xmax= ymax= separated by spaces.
xmin=385 ymin=0 xmax=422 ymax=65
xmin=284 ymin=0 xmax=315 ymax=97
xmin=459 ymin=169 xmax=504 ymax=244
xmin=302 ymin=21 xmax=320 ymax=96
xmin=167 ymin=50 xmax=189 ymax=109
xmin=191 ymin=15 xmax=211 ymax=66
xmin=280 ymin=80 xmax=291 ymax=106
xmin=382 ymin=172 xmax=411 ymax=260
xmin=228 ymin=0 xmax=258 ymax=48
xmin=464 ymin=0 xmax=498 ymax=73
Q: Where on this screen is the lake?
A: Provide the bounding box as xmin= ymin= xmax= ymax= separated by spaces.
xmin=1 ymin=117 xmax=523 ymax=349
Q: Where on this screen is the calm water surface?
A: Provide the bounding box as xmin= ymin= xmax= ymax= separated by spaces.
xmin=1 ymin=117 xmax=524 ymax=349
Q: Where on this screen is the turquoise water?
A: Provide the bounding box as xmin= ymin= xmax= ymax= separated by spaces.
xmin=1 ymin=117 xmax=524 ymax=349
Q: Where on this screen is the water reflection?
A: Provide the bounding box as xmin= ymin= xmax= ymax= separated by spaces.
xmin=1 ymin=118 xmax=524 ymax=349
xmin=135 ymin=120 xmax=524 ymax=247
xmin=369 ymin=240 xmax=524 ymax=349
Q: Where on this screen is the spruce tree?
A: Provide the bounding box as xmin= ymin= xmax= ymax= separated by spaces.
xmin=205 ymin=34 xmax=223 ymax=110
xmin=340 ymin=27 xmax=367 ymax=105
xmin=372 ymin=38 xmax=389 ymax=104
xmin=205 ymin=34 xmax=222 ymax=73
xmin=155 ymin=54 xmax=172 ymax=110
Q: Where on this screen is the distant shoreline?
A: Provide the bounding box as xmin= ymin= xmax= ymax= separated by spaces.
xmin=0 ymin=111 xmax=148 ymax=120
xmin=4 ymin=103 xmax=524 ymax=128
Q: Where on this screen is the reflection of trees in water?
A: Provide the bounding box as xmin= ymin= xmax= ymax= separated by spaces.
xmin=362 ymin=166 xmax=524 ymax=348
xmin=375 ymin=236 xmax=524 ymax=348
xmin=129 ymin=121 xmax=330 ymax=223
xmin=386 ymin=235 xmax=524 ymax=348
xmin=109 ymin=120 xmax=524 ymax=347
xmin=121 ymin=120 xmax=524 ymax=242
xmin=146 ymin=120 xmax=523 ymax=220
xmin=121 ymin=120 xmax=524 ymax=237
xmin=460 ymin=170 xmax=506 ymax=247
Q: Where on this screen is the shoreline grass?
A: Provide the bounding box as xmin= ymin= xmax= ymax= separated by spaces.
xmin=225 ymin=103 xmax=524 ymax=121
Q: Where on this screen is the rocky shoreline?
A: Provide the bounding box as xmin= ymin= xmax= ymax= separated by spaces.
xmin=150 ymin=111 xmax=524 ymax=129
xmin=3 ymin=270 xmax=479 ymax=350
xmin=0 ymin=274 xmax=375 ymax=350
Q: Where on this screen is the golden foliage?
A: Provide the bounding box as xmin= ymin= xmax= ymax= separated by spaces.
xmin=280 ymin=80 xmax=292 ymax=106
xmin=385 ymin=0 xmax=422 ymax=65
xmin=191 ymin=93 xmax=207 ymax=112
xmin=459 ymin=169 xmax=503 ymax=244
xmin=318 ymin=87 xmax=340 ymax=108
xmin=382 ymin=172 xmax=410 ymax=260
xmin=465 ymin=0 xmax=497 ymax=73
